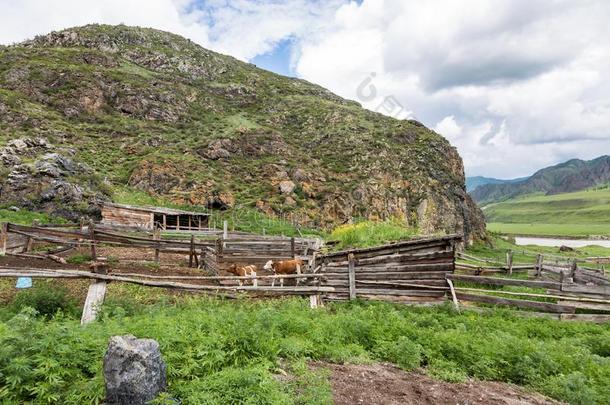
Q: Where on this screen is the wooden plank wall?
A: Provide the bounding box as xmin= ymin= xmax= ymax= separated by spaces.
xmin=101 ymin=206 xmax=152 ymax=229
xmin=317 ymin=235 xmax=459 ymax=304
xmin=215 ymin=237 xmax=320 ymax=266
xmin=5 ymin=233 xmax=29 ymax=253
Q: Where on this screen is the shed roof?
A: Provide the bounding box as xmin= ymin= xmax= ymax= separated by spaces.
xmin=102 ymin=202 xmax=210 ymax=216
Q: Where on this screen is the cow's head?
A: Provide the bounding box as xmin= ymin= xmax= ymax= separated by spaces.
xmin=227 ymin=264 xmax=237 ymax=274
xmin=263 ymin=260 xmax=273 ymax=270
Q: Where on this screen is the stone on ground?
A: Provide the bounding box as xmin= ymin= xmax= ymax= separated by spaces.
xmin=103 ymin=335 xmax=167 ymax=405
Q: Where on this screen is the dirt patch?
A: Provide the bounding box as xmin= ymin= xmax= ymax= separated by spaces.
xmin=314 ymin=362 xmax=561 ymax=405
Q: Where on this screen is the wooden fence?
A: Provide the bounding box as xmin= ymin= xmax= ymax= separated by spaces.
xmin=0 ymin=222 xmax=320 ymax=267
xmin=450 ymin=252 xmax=610 ymax=322
xmin=315 ymin=235 xmax=460 ymax=304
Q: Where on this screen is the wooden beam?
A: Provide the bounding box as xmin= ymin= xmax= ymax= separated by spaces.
xmin=455 ymin=292 xmax=575 ymax=314
xmin=348 ymin=253 xmax=356 ymax=300
xmin=153 ymin=228 xmax=160 ymax=263
xmin=447 ymin=274 xmax=561 ymax=289
xmin=0 ymin=268 xmax=336 ymax=293
xmin=189 ymin=234 xmax=195 ymax=268
xmin=535 ymin=254 xmax=543 ymax=277
xmin=562 ymin=284 xmax=610 ymax=296
xmin=447 ymin=279 xmax=459 ymax=312
xmin=89 ymin=221 xmax=96 ymax=260
xmin=506 ymin=250 xmax=513 ymax=276
xmin=80 ymin=281 xmax=107 ymax=325
xmin=0 ymin=222 xmax=7 ymax=255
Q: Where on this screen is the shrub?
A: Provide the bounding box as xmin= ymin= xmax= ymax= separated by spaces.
xmin=329 ymin=219 xmax=416 ymax=250
xmin=9 ymin=282 xmax=79 ymax=319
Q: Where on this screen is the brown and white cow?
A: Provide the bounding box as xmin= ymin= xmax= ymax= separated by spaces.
xmin=227 ymin=264 xmax=258 ymax=286
xmin=263 ymin=259 xmax=304 ymax=287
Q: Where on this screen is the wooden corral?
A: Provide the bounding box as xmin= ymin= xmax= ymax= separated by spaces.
xmin=316 ymin=235 xmax=460 ymax=304
xmin=101 ymin=203 xmax=210 ymax=231
xmin=452 ymin=251 xmax=610 ymax=321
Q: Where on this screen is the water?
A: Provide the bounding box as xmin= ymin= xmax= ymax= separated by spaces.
xmin=515 ymin=237 xmax=610 ymax=248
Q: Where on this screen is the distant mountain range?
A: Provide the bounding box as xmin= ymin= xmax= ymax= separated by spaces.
xmin=465 ymin=176 xmax=529 ymax=192
xmin=469 ymin=155 xmax=610 ymax=205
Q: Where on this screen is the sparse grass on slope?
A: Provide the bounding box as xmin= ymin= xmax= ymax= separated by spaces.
xmin=483 ymin=188 xmax=610 ymax=237
xmin=0 ymin=208 xmax=64 ymax=225
xmin=329 ymin=219 xmax=417 ymax=251
xmin=0 ymin=295 xmax=609 ymax=404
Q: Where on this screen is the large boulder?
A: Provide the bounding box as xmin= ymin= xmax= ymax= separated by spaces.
xmin=103 ymin=335 xmax=167 ymax=405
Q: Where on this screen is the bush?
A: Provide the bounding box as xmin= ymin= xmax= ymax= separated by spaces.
xmin=10 ymin=282 xmax=79 ymax=319
xmin=329 ymin=219 xmax=416 ymax=250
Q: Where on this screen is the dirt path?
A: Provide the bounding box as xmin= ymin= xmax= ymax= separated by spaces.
xmin=315 ymin=362 xmax=561 ymax=405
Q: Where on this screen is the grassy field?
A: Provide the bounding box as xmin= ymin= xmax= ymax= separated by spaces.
xmin=1 ymin=287 xmax=609 ymax=404
xmin=483 ymin=188 xmax=610 ymax=237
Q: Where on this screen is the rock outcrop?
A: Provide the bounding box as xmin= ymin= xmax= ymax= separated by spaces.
xmin=0 ymin=24 xmax=485 ymax=241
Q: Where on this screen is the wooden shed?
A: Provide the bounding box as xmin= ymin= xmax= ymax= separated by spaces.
xmin=101 ymin=203 xmax=210 ymax=231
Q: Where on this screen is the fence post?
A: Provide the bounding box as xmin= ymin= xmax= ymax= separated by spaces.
xmin=0 ymin=223 xmax=7 ymax=255
xmin=506 ymin=250 xmax=514 ymax=275
xmin=535 ymin=254 xmax=543 ymax=277
xmin=189 ymin=234 xmax=195 ymax=268
xmin=153 ymin=228 xmax=160 ymax=263
xmin=23 ymin=237 xmax=33 ymax=253
xmin=570 ymin=259 xmax=578 ymax=281
xmin=291 ymin=237 xmax=296 ymax=259
xmin=348 ymin=253 xmax=356 ymax=300
xmin=89 ymin=221 xmax=97 ymax=261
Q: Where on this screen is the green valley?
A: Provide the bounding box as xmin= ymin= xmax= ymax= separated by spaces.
xmin=484 ymin=187 xmax=610 ymax=236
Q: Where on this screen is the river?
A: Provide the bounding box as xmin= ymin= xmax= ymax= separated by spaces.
xmin=514 ymin=237 xmax=610 ymax=248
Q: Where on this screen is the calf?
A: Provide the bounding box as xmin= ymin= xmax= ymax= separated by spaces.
xmin=227 ymin=264 xmax=258 ymax=287
xmin=263 ymin=259 xmax=304 ymax=287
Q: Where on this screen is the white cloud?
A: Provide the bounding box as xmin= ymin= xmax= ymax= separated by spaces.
xmin=294 ymin=0 xmax=610 ymax=177
xmin=434 ymin=116 xmax=462 ymax=141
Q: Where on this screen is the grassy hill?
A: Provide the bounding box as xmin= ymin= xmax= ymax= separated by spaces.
xmin=484 ymin=186 xmax=610 ymax=236
xmin=471 ymin=156 xmax=610 ymax=204
xmin=0 ymin=24 xmax=484 ymax=240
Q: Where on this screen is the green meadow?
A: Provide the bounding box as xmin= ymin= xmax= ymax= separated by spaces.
xmin=483 ymin=188 xmax=610 ymax=237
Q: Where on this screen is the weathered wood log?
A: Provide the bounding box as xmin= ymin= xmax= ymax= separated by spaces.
xmin=354 ymin=280 xmax=448 ymax=289
xmin=455 ymin=286 xmax=610 ymax=304
xmin=561 ymin=284 xmax=610 ymax=296
xmin=324 ymin=263 xmax=454 ymax=273
xmin=0 ymin=268 xmax=334 ymax=294
xmin=326 ymin=251 xmax=454 ymax=267
xmin=447 ymin=279 xmax=459 ymax=311
xmin=455 ymin=292 xmax=575 ymax=313
xmin=348 ymin=253 xmax=356 ymax=300
xmin=447 ymin=274 xmax=561 ymax=289
xmin=81 ymin=281 xmax=107 ymax=324
xmin=557 ymin=300 xmax=610 ymax=312
xmin=319 ymin=235 xmax=459 ymax=261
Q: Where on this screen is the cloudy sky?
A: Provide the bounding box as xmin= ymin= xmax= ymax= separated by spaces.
xmin=1 ymin=0 xmax=609 ymax=178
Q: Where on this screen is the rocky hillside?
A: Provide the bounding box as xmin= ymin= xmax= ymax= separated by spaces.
xmin=471 ymin=156 xmax=610 ymax=204
xmin=0 ymin=24 xmax=484 ymax=241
